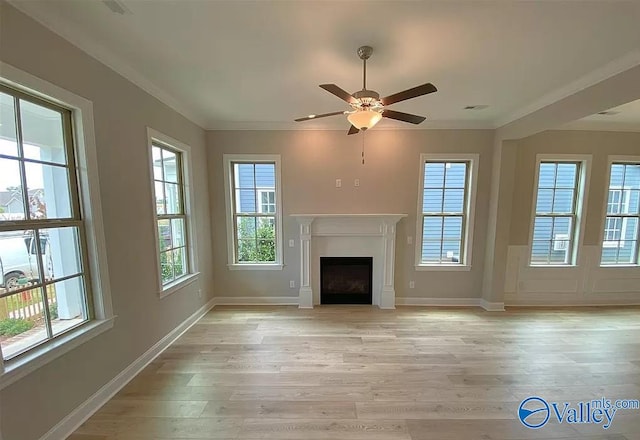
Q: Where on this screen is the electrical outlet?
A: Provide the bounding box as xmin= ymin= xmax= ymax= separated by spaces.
xmin=407 ymin=236 xmax=413 ymax=245
xmin=289 ymin=280 xmax=295 ymax=288
xmin=409 ymin=281 xmax=415 ymax=289
xmin=336 ymin=179 xmax=342 ymax=188
xmin=289 ymin=239 xmax=295 ymax=247
xmin=354 ymin=179 xmax=360 ymax=187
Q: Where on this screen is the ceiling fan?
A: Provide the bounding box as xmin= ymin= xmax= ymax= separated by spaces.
xmin=294 ymin=46 xmax=437 ymax=135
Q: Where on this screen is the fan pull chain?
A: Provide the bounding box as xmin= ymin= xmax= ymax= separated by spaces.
xmin=361 ymin=132 xmax=365 ymax=165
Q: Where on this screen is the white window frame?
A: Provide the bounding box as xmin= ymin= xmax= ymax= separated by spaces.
xmin=146 ymin=128 xmax=199 ymax=297
xmin=257 ymin=189 xmax=276 ymax=214
xmin=415 ymin=153 xmax=479 ymax=271
xmin=602 ymin=187 xmax=630 ymax=248
xmin=599 ymin=156 xmax=640 ymax=267
xmin=0 ymin=62 xmax=114 ymax=389
xmin=528 ymin=154 xmax=591 ymax=267
xmin=223 ymin=154 xmax=283 ymax=270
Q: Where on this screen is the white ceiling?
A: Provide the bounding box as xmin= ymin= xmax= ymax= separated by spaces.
xmin=559 ymin=99 xmax=640 ymax=131
xmin=10 ymin=0 xmax=640 ymax=130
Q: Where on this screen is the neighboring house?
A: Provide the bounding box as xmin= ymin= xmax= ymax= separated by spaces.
xmin=0 ymin=188 xmax=45 ymax=220
xmin=237 ymin=164 xmax=276 ymax=214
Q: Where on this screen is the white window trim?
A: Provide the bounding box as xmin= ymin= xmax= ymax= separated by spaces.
xmin=257 ymin=188 xmax=276 ymax=214
xmin=0 ymin=62 xmax=114 ymax=389
xmin=223 ymin=154 xmax=283 ymax=270
xmin=599 ymin=155 xmax=640 ymax=267
xmin=528 ymin=154 xmax=591 ymax=268
xmin=146 ymin=128 xmax=200 ymax=297
xmin=414 ymin=153 xmax=479 ymax=271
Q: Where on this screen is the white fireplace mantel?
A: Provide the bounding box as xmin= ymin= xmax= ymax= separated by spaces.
xmin=291 ymin=214 xmax=407 ymax=309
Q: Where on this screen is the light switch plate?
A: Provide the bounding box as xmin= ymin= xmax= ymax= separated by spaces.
xmin=407 ymin=236 xmax=413 ymax=245
xmin=289 ymin=280 xmax=295 ymax=288
xmin=336 ymin=179 xmax=342 ymax=188
xmin=409 ymin=281 xmax=415 ymax=289
xmin=289 ymin=239 xmax=295 ymax=247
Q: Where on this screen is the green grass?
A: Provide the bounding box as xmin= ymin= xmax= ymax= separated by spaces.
xmin=0 ymin=318 xmax=34 ymax=336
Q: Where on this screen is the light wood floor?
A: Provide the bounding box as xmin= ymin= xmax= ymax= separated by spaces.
xmin=69 ymin=306 xmax=640 ymax=440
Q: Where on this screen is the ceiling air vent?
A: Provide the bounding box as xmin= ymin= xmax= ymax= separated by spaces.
xmin=102 ymin=0 xmax=132 ymax=15
xmin=464 ymin=105 xmax=489 ymax=110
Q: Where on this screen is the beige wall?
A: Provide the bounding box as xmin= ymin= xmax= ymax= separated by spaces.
xmin=510 ymin=130 xmax=640 ymax=246
xmin=0 ymin=5 xmax=213 ymax=440
xmin=207 ymin=129 xmax=495 ymax=300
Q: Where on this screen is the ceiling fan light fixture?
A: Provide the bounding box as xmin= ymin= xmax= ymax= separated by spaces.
xmin=347 ymin=109 xmax=382 ymax=130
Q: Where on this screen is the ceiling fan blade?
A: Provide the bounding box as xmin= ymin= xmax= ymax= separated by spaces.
xmin=347 ymin=125 xmax=360 ymax=135
xmin=319 ymin=84 xmax=358 ymax=105
xmin=294 ymin=111 xmax=345 ymax=122
xmin=381 ymin=83 xmax=437 ymax=106
xmin=383 ymin=109 xmax=427 ymax=124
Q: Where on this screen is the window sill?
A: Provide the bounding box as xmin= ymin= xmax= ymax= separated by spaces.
xmin=599 ymin=264 xmax=640 ymax=269
xmin=528 ymin=264 xmax=578 ymax=268
xmin=160 ymin=272 xmax=200 ymax=299
xmin=415 ymin=264 xmax=471 ymax=272
xmin=228 ymin=264 xmax=284 ymax=271
xmin=0 ymin=317 xmax=116 ymax=390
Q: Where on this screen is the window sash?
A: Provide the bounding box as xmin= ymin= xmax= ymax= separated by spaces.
xmin=531 ymin=162 xmax=581 ymax=265
xmin=420 ymin=161 xmax=470 ymax=265
xmin=230 ymin=162 xmax=278 ymax=264
xmin=0 ymin=84 xmax=92 ymax=362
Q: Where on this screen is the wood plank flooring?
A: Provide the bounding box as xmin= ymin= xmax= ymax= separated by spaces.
xmin=68 ymin=306 xmax=640 ymax=440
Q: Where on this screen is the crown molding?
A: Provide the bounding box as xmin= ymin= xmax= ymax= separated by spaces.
xmin=7 ymin=0 xmax=208 ymax=129
xmin=556 ymin=120 xmax=640 ymax=132
xmin=496 ymin=49 xmax=640 ymax=128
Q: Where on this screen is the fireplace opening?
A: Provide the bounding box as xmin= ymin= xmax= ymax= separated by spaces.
xmin=320 ymin=257 xmax=373 ymax=305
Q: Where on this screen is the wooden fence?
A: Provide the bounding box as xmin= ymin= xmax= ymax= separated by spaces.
xmin=0 ymin=285 xmax=57 ymax=322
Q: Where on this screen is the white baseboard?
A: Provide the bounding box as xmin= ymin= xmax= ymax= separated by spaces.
xmin=396 ymin=297 xmax=482 ymax=307
xmin=40 ymin=298 xmax=216 ymax=440
xmin=213 ymin=296 xmax=299 ymax=306
xmin=480 ymin=299 xmax=506 ymax=311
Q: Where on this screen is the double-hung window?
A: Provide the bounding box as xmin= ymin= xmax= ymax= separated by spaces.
xmin=223 ymin=155 xmax=282 ymax=269
xmin=530 ymin=160 xmax=585 ymax=265
xmin=148 ymin=129 xmax=196 ymax=294
xmin=601 ymin=161 xmax=640 ymax=265
xmin=416 ymin=154 xmax=478 ymax=269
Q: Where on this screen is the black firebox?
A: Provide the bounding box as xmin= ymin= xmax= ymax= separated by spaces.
xmin=320 ymin=257 xmax=373 ymax=304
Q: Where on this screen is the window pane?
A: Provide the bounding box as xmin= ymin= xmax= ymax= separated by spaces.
xmin=161 ymin=148 xmax=178 ymax=183
xmin=0 ymin=288 xmax=48 ymax=359
xmin=152 ymin=146 xmax=163 ymax=181
xmin=531 ymin=241 xmax=551 ymax=264
xmin=532 ymin=217 xmax=552 ymax=241
xmin=173 ymin=247 xmax=187 ymax=278
xmin=154 ymin=181 xmax=165 ymax=215
xmin=538 ymin=163 xmax=557 ymax=188
xmin=0 ymin=157 xmax=26 ymax=221
xmin=623 ymin=164 xmax=640 ymax=189
xmin=237 ymin=216 xmax=257 ymax=240
xmin=552 ymin=189 xmax=574 ymax=213
xmin=47 ymin=276 xmax=87 ymax=336
xmin=441 ymin=241 xmax=461 ymax=263
xmin=0 ymin=229 xmax=42 ymax=294
xmin=609 ymin=164 xmax=625 ymax=187
xmin=424 ymin=163 xmax=445 ymax=188
xmin=422 ymin=241 xmax=441 ymax=263
xmin=158 ymin=219 xmax=171 ymax=251
xmin=256 ymin=240 xmax=276 ymax=262
xmin=235 ymin=189 xmax=256 ymax=213
xmin=255 ymin=163 xmax=275 ymax=188
xmin=234 ymin=163 xmax=255 ymax=189
xmin=423 ymin=217 xmax=443 ymax=240
xmin=443 ymin=217 xmax=462 ymax=240
xmin=160 ymin=250 xmax=173 ymax=284
xmin=444 ymin=163 xmax=466 ymax=188
xmin=423 ymin=189 xmax=443 ymax=213
xmin=443 ymin=189 xmax=464 ymax=213
xmin=626 ymin=190 xmax=639 ymax=215
xmin=607 ymin=190 xmax=622 ymax=214
xmin=555 ymin=163 xmax=577 ymax=188
xmin=25 ymin=161 xmax=72 ymax=219
xmin=39 ymin=227 xmax=83 ymax=282
xmin=237 ymin=239 xmax=257 ymax=262
xmin=0 ymin=92 xmax=18 ymax=157
xmin=617 ymin=240 xmax=638 ymax=264
xmin=536 ymin=189 xmax=553 ymax=213
xmin=164 ymin=182 xmax=181 ymax=215
xmin=601 ymin=246 xmax=618 ymax=265
xmin=19 ymin=99 xmax=67 ymax=165
xmin=171 ymin=218 xmax=185 ymax=248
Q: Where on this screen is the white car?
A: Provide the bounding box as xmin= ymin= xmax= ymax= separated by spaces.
xmin=0 ymin=234 xmax=53 ymax=291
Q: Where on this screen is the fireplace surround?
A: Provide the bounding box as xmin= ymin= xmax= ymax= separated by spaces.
xmin=292 ymin=214 xmax=406 ymax=309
